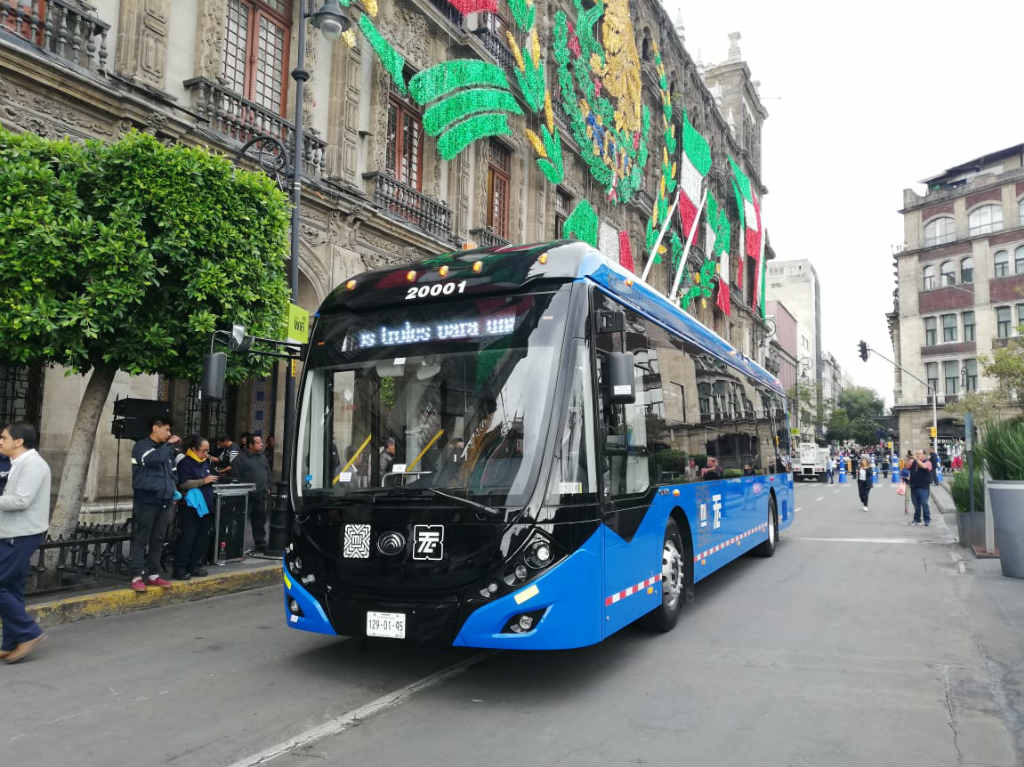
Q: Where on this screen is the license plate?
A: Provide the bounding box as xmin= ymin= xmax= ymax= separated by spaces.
xmin=366 ymin=611 xmax=406 ymax=639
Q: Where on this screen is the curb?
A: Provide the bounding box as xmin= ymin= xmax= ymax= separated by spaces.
xmin=29 ymin=563 xmax=281 ymax=628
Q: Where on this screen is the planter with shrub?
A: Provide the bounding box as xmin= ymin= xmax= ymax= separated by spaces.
xmin=976 ymin=418 xmax=1024 ymax=578
xmin=950 ymin=469 xmax=986 ymax=548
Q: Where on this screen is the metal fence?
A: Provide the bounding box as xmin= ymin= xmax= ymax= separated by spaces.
xmin=27 ymin=521 xmax=133 ymax=596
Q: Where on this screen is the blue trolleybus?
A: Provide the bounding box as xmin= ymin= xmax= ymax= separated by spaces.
xmin=282 ymin=241 xmax=794 ymax=649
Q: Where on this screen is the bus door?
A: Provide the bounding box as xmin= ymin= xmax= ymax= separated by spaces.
xmin=595 ymin=348 xmax=661 ymax=631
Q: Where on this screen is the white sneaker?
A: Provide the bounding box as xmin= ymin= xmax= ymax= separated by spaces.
xmin=863 ymin=505 xmax=869 ymax=511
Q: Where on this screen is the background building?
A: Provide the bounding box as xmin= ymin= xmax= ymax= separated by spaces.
xmin=889 ymin=143 xmax=1024 ymax=451
xmin=820 ymin=352 xmax=844 ymax=415
xmin=0 ymin=0 xmax=775 ymax=511
xmin=766 ymin=299 xmax=797 ymax=392
xmin=765 ymin=258 xmax=822 ymax=435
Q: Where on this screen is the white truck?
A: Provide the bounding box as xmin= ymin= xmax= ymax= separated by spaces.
xmin=797 ymin=442 xmax=830 ymax=482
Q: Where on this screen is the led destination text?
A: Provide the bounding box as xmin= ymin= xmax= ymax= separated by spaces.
xmin=356 ymin=315 xmax=517 ymax=349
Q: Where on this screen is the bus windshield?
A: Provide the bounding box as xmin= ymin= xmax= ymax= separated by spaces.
xmin=298 ymin=287 xmax=572 ymax=508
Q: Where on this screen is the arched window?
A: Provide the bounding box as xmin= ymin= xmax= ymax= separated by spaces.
xmin=641 ymin=30 xmax=652 ymax=61
xmin=940 ymin=260 xmax=956 ymax=286
xmin=968 ymin=204 xmax=1003 ymax=236
xmin=1016 ymin=245 xmax=1024 ymax=275
xmin=960 ymin=257 xmax=973 ymax=284
xmin=922 ymin=264 xmax=936 ymax=290
xmin=994 ymin=251 xmax=1010 ymax=278
xmin=923 ymin=216 xmax=955 ymax=246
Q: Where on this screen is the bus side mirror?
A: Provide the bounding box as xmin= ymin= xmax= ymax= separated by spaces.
xmin=202 ymin=352 xmax=227 ymax=401
xmin=607 ymin=351 xmax=635 ymax=404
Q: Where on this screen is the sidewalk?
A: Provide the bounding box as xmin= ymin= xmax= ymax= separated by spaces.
xmin=27 ymin=556 xmax=281 ymax=628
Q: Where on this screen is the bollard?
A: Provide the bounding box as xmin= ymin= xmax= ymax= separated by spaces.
xmin=891 ymin=456 xmax=900 ymax=484
xmin=838 ymin=465 xmax=847 ymax=484
xmin=936 ymin=465 xmax=944 ymax=484
xmin=873 ymin=466 xmax=879 ymax=484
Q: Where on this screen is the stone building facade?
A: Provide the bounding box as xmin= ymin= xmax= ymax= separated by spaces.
xmin=0 ymin=0 xmax=773 ymax=510
xmin=889 ymin=143 xmax=1024 ymax=451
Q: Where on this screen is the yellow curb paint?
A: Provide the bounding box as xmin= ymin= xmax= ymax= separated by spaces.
xmin=29 ymin=564 xmax=281 ymax=628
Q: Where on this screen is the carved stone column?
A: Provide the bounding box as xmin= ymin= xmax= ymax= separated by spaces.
xmin=117 ymin=0 xmax=170 ymax=90
xmin=195 ymin=0 xmax=228 ymax=81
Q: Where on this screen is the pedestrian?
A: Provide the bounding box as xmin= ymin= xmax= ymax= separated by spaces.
xmin=825 ymin=457 xmax=833 ymax=484
xmin=856 ymin=456 xmax=873 ymax=511
xmin=213 ymin=434 xmax=239 ymax=477
xmin=264 ymin=433 xmax=276 ymax=475
xmin=908 ymin=449 xmax=933 ymax=526
xmin=882 ymin=456 xmax=889 ymax=478
xmin=0 ymin=451 xmax=9 ymax=494
xmin=239 ymin=432 xmax=251 ymax=453
xmin=232 ymin=434 xmax=271 ymax=553
xmin=929 ymin=449 xmax=940 ymax=485
xmin=0 ymin=423 xmax=50 ymax=664
xmin=379 ymin=437 xmax=396 ymax=475
xmin=173 ymin=436 xmax=218 ymax=580
xmin=701 ymin=456 xmax=722 ymax=480
xmin=684 ymin=458 xmax=698 ymax=482
xmin=130 ymin=416 xmax=179 ymax=592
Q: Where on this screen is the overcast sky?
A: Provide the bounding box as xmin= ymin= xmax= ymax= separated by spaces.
xmin=671 ymin=0 xmax=1024 ymax=407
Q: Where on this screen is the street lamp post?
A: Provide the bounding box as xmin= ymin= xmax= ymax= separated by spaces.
xmin=793 ymin=356 xmax=811 ymax=440
xmin=269 ymin=0 xmax=348 ymax=556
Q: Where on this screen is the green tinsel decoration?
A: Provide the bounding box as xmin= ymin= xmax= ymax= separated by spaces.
xmin=437 ymin=113 xmax=512 ymax=160
xmin=562 ymin=199 xmax=599 ymax=246
xmin=422 ymin=88 xmax=522 ymax=136
xmin=537 ymin=124 xmax=563 ymax=184
xmin=359 ymin=15 xmax=405 ymax=95
xmin=551 ymin=5 xmax=651 ymax=203
xmin=507 ymin=0 xmax=535 ymax=31
xmin=409 ymin=60 xmax=509 ymax=104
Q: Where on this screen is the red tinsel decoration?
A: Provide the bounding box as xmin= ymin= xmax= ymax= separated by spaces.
xmin=618 ymin=230 xmax=635 ymax=272
xmin=447 ymin=0 xmax=497 ymax=14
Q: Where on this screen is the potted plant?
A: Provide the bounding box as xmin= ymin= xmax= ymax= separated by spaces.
xmin=950 ymin=469 xmax=985 ymax=549
xmin=976 ymin=418 xmax=1024 ymax=578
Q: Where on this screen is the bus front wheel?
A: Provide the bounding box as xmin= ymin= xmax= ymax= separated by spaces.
xmin=643 ymin=518 xmax=688 ymax=633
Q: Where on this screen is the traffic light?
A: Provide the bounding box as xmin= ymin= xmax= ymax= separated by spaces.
xmin=929 ymin=426 xmax=937 ymax=438
xmin=858 ymin=340 xmax=868 ymax=362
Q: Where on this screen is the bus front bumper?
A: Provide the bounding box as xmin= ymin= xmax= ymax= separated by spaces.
xmin=283 ymin=529 xmax=605 ymax=650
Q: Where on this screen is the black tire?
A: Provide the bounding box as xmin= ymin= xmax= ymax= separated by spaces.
xmin=754 ymin=495 xmax=778 ymax=557
xmin=642 ymin=518 xmax=688 ymax=633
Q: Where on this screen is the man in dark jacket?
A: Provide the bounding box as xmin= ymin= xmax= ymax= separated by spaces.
xmin=130 ymin=416 xmax=179 ymax=592
xmin=908 ymin=449 xmax=933 ymax=526
xmin=232 ymin=434 xmax=271 ymax=552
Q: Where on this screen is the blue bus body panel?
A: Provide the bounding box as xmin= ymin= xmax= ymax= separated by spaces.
xmin=453 ymin=527 xmax=605 ymax=649
xmin=452 ymin=474 xmax=794 ymax=649
xmin=283 ymin=560 xmax=337 ymax=636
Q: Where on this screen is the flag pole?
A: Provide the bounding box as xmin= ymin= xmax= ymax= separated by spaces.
xmin=669 ymin=184 xmax=707 ymax=301
xmin=641 ymin=187 xmax=680 ymax=284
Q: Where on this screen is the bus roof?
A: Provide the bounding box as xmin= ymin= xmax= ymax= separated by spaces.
xmin=319 ymin=240 xmax=783 ymax=394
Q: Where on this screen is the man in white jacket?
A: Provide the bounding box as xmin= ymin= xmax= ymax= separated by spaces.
xmin=0 ymin=422 xmax=50 ymax=664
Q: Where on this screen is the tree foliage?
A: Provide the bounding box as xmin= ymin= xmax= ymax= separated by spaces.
xmin=0 ymin=128 xmax=290 ymax=380
xmin=0 ymin=128 xmax=291 ymax=534
xmin=837 ymin=386 xmax=885 ymax=423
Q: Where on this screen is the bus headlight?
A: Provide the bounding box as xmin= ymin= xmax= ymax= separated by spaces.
xmin=525 ymin=541 xmax=552 ymax=569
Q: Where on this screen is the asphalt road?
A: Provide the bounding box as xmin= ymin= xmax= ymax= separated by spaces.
xmin=2 ymin=479 xmax=1020 ymax=767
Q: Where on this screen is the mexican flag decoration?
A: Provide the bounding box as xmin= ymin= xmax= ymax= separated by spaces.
xmin=728 ymin=157 xmax=762 ymax=312
xmin=705 ymin=191 xmax=732 ymax=315
xmin=677 ymin=111 xmax=711 ymax=244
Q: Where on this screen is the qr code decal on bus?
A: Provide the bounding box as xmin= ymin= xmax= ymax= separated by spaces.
xmin=344 ymin=524 xmax=371 ymax=559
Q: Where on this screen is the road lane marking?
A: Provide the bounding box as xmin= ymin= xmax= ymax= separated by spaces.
xmin=793 ymin=536 xmax=920 ymax=544
xmin=815 ymin=496 xmax=824 ymax=502
xmin=794 ymin=507 xmax=802 ymax=512
xmin=228 ymin=651 xmax=493 ymax=767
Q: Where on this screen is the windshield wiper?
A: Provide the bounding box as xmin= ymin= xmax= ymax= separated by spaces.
xmin=424 ymin=488 xmax=503 ymax=518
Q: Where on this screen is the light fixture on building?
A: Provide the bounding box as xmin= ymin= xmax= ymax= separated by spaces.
xmin=309 ymin=0 xmax=350 ymax=41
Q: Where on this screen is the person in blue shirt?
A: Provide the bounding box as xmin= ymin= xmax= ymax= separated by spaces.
xmin=174 ymin=436 xmax=218 ymax=580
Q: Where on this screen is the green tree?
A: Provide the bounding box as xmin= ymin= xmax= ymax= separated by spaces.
xmin=826 ymin=408 xmax=851 ymax=443
xmin=945 ymin=337 xmax=1024 ymax=430
xmin=837 ymin=386 xmax=885 ymax=423
xmin=0 ymin=129 xmax=290 ymax=535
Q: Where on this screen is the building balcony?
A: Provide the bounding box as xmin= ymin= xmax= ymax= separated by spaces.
xmin=366 ymin=171 xmax=453 ymax=243
xmin=183 ymin=77 xmax=326 ymax=179
xmin=0 ymin=0 xmax=109 ymax=75
xmin=920 ymin=340 xmax=976 ymax=357
xmin=475 ymin=27 xmax=516 ymax=73
xmin=469 ymin=226 xmax=509 ymax=249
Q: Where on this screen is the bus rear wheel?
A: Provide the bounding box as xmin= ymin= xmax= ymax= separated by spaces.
xmin=754 ymin=495 xmax=778 ymax=557
xmin=643 ymin=518 xmax=687 ymax=633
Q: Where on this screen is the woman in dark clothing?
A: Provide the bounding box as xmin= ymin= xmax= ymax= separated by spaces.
xmin=174 ymin=437 xmax=218 ymax=579
xmin=856 ymin=455 xmax=873 ymax=511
